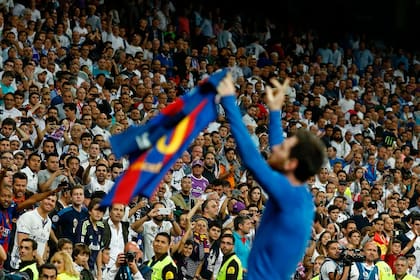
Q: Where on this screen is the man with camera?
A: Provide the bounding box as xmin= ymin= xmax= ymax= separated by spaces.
xmin=322 ymin=240 xmax=392 ymax=280
xmin=103 ymin=241 xmax=150 ymax=280
xmin=320 ymin=240 xmax=352 ymax=280
xmin=131 ymin=202 xmax=181 ymax=262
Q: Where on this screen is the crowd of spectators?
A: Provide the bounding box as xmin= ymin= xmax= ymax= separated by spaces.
xmin=1 ymin=0 xmax=420 ymax=279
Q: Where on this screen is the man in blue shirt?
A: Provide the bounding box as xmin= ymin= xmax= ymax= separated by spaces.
xmin=217 ymin=73 xmax=326 ymax=280
xmin=51 ymin=185 xmax=88 ymax=244
xmin=232 ymin=215 xmax=252 ymax=276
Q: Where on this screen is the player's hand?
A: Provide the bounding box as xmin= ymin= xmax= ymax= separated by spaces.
xmin=216 ymin=73 xmax=236 ymax=98
xmin=266 ymin=77 xmax=290 ymax=111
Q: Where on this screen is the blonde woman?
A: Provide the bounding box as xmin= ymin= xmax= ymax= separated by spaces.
xmin=50 ymin=251 xmax=79 ymax=280
xmin=307 ymin=255 xmax=325 ymax=280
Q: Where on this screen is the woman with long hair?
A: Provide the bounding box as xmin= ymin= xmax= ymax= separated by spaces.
xmin=248 ymin=186 xmax=266 ymax=211
xmin=311 ymin=231 xmax=332 ymax=263
xmin=349 ymin=167 xmax=367 ymax=200
xmin=384 ymin=169 xmax=407 ymax=198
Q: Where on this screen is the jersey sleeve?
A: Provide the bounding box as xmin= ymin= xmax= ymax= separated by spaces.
xmin=268 ymin=110 xmax=283 ymax=146
xmin=220 ymin=96 xmax=299 ymax=206
xmin=16 ymin=213 xmax=32 ymax=235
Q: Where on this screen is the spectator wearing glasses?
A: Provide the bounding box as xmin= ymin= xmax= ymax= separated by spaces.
xmin=0 ymin=150 xmax=14 ymax=171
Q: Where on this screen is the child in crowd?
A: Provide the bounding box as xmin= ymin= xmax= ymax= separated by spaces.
xmin=97 ymin=247 xmax=111 ymax=276
xmin=57 ymin=238 xmax=73 ymax=257
xmin=76 ymin=198 xmax=105 ymax=272
xmin=72 ymin=243 xmax=95 ymax=280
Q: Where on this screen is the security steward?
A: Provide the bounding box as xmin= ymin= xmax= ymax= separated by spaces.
xmin=18 ymin=238 xmax=40 ymax=280
xmin=148 ymin=232 xmax=178 ymax=280
xmin=217 ymin=234 xmax=243 ymax=280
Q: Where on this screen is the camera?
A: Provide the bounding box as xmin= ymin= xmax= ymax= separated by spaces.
xmin=124 ymin=251 xmax=136 ymax=264
xmin=339 ymin=248 xmax=365 ymax=265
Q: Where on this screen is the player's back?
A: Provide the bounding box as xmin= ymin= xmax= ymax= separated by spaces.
xmin=247 ymin=186 xmax=314 ymax=280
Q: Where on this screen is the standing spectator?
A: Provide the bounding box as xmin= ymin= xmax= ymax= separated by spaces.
xmin=147 ymin=17 xmax=165 ymax=44
xmin=189 ymin=159 xmax=209 ymax=199
xmin=86 ymin=5 xmax=101 ymax=33
xmin=9 ymin=193 xmax=57 ymax=269
xmin=202 ymin=151 xmax=220 ymax=184
xmin=84 ymin=163 xmax=113 ymax=194
xmin=320 ymin=240 xmax=351 ymax=280
xmin=216 ymin=233 xmax=243 ymax=280
xmin=131 ymin=201 xmax=181 ymax=262
xmin=245 ymin=36 xmax=268 ymax=60
xmin=76 ymin=198 xmax=105 ymax=274
xmin=50 ymin=182 xmax=72 ymax=218
xmin=219 ymin=147 xmax=242 ymax=189
xmin=147 ymin=232 xmax=178 ymax=280
xmin=197 ymin=220 xmax=223 ymax=279
xmin=51 ymin=185 xmax=88 ymax=244
xmin=106 ymin=22 xmax=124 ymax=52
xmin=248 ymin=186 xmax=265 ymax=212
xmin=38 ymin=153 xmax=68 ymax=192
xmin=152 ymin=182 xmax=176 ymax=212
xmin=170 ymin=159 xmax=186 ymax=192
xmin=171 ymin=176 xmax=195 ymax=212
xmin=0 ymin=185 xmax=19 ymax=259
xmin=91 ymin=113 xmax=112 ymax=142
xmin=354 ymin=41 xmax=373 ymax=75
xmin=102 ymin=241 xmax=147 ymax=280
xmin=232 ymin=215 xmax=252 ymax=277
xmin=397 ymin=215 xmax=420 ymax=269
xmin=407 ymin=254 xmax=420 ymax=278
xmin=103 ymin=203 xmax=130 ymax=268
xmin=364 ymin=154 xmax=379 ymax=186
xmin=78 ymin=132 xmax=93 ymax=166
xmin=171 ymin=216 xmax=199 ymax=280
xmin=156 ymin=42 xmax=174 ymax=78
